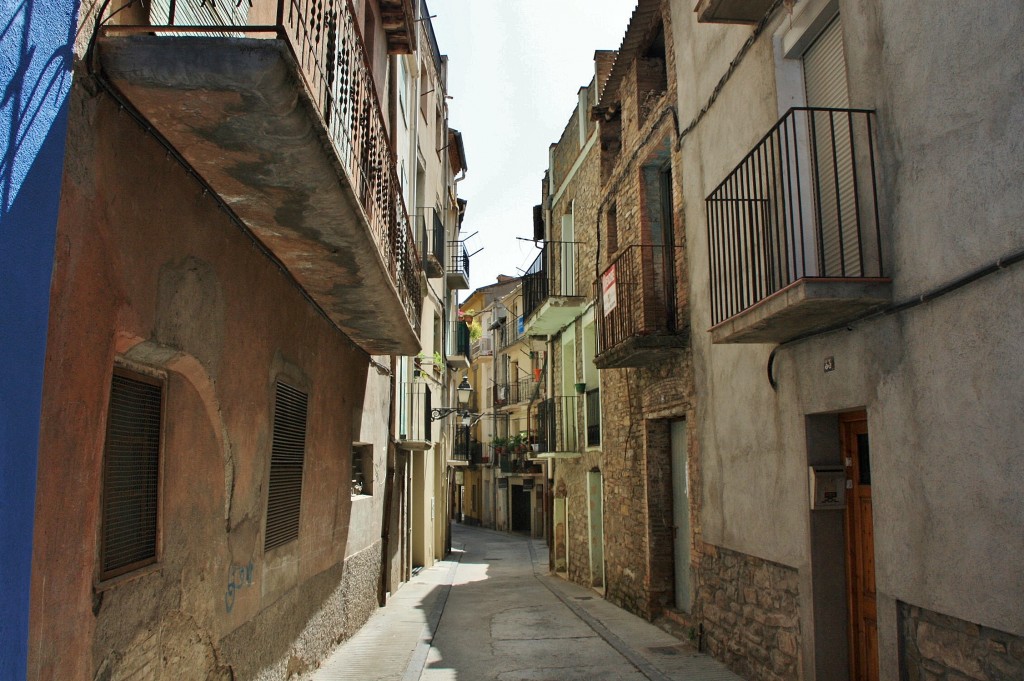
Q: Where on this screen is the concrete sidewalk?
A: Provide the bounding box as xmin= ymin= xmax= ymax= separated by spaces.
xmin=307 ymin=525 xmax=744 ymax=681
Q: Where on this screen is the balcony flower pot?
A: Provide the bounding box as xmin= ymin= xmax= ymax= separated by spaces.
xmin=574 ymin=382 xmax=586 ymax=394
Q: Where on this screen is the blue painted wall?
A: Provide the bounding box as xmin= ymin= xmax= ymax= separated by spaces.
xmin=0 ymin=0 xmax=78 ymax=675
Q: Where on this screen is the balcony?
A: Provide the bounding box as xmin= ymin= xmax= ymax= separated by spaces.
xmin=493 ymin=378 xmax=537 ymax=408
xmin=522 ymin=242 xmax=587 ymax=336
xmin=595 ymin=244 xmax=688 ymax=368
xmin=446 ymin=240 xmax=471 ymax=289
xmin=531 ymin=397 xmax=581 ymax=456
xmin=467 ymin=440 xmax=487 ymax=467
xmin=398 ymin=382 xmax=433 ymax=451
xmin=450 ymin=426 xmax=471 ymax=465
xmin=498 ymin=315 xmax=523 ymax=350
xmin=418 ymin=209 xmax=445 ymax=279
xmin=706 ymin=108 xmax=890 ymax=344
xmin=95 ymin=0 xmax=421 ymax=355
xmin=446 ymin=320 xmax=471 ymax=370
xmin=470 ymin=335 xmax=493 ymax=361
xmin=695 ymin=0 xmax=776 ymax=24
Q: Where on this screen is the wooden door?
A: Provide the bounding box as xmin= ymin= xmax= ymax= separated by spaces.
xmin=841 ymin=412 xmax=878 ymax=681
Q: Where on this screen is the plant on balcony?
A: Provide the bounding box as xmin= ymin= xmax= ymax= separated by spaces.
xmin=469 ymin=319 xmax=482 ymax=342
xmin=490 ymin=436 xmax=509 ymax=455
xmin=414 ymin=351 xmax=444 ymax=375
xmin=510 ymin=433 xmax=530 ymax=456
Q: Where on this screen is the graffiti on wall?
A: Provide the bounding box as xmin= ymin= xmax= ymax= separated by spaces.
xmin=224 ymin=562 xmax=254 ymax=613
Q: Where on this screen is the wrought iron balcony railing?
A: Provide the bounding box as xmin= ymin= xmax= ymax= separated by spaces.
xmin=451 ymin=426 xmax=471 ymax=463
xmin=706 ymin=108 xmax=884 ymax=327
xmin=498 ymin=315 xmax=523 ymax=350
xmin=532 ymin=397 xmax=580 ymax=454
xmin=522 ymin=241 xmax=584 ymax=321
xmin=467 ymin=440 xmax=486 ymax=466
xmin=493 ymin=378 xmax=537 ymax=407
xmin=418 ymin=209 xmax=446 ymax=278
xmin=446 ymin=240 xmax=470 ymax=288
xmin=595 ymin=244 xmax=684 ymax=360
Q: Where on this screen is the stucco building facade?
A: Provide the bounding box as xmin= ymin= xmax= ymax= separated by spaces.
xmin=12 ymin=0 xmax=467 ymax=678
xmin=670 ymin=0 xmax=1024 ymax=679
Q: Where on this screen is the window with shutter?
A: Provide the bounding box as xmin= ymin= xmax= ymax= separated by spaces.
xmin=100 ymin=370 xmax=163 ymax=580
xmin=264 ymin=382 xmax=308 ymax=552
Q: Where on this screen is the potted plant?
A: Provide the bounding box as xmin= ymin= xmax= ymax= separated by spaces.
xmin=574 ymin=382 xmax=587 ymax=394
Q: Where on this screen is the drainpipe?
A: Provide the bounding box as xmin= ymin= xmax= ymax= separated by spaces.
xmin=379 ymin=354 xmax=398 ymax=606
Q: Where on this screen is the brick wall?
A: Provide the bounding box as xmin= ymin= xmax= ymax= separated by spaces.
xmin=899 ymin=603 xmax=1024 ymax=681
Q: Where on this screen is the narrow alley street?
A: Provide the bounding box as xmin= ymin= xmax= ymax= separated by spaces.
xmin=309 ymin=525 xmax=742 ymax=681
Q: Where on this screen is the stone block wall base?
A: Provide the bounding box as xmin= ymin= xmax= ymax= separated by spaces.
xmin=899 ymin=602 xmax=1024 ymax=680
xmin=695 ymin=542 xmax=801 ymax=681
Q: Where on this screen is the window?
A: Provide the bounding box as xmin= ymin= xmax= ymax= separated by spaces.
xmin=419 ymin=61 xmax=430 ymax=119
xmin=606 ymin=204 xmax=618 ymax=257
xmin=351 ymin=443 xmax=373 ymax=496
xmin=100 ymin=369 xmax=163 ymax=580
xmin=397 ymin=56 xmax=407 ymax=119
xmin=264 ymin=381 xmax=308 ymax=551
xmin=582 ymin=321 xmax=601 ymax=446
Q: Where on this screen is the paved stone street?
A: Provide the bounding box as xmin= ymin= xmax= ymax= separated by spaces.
xmin=308 ymin=525 xmax=743 ymax=681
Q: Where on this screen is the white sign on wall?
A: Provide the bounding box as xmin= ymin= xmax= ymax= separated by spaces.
xmin=602 ymin=265 xmax=617 ymax=315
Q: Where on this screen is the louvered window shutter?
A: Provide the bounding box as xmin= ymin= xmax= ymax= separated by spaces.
xmin=100 ymin=371 xmax=163 ymax=580
xmin=264 ymin=382 xmax=308 ymax=551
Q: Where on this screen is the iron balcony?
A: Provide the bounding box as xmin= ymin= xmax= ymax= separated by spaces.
xmin=446 ymin=319 xmax=471 ymax=370
xmin=531 ymin=396 xmax=581 ymax=456
xmin=705 ymin=108 xmax=891 ymax=343
xmin=493 ymin=378 xmax=538 ymax=408
xmin=446 ymin=240 xmax=471 ymax=290
xmin=522 ymin=241 xmax=588 ymax=336
xmin=96 ymin=0 xmax=422 ymax=355
xmin=595 ymin=244 xmax=688 ymax=368
xmin=418 ymin=209 xmax=446 ymax=279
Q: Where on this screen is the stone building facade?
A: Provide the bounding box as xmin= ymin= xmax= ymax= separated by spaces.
xmin=536 ymin=0 xmax=698 ymax=624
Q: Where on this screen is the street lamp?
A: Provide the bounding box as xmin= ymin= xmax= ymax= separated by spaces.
xmin=430 ymin=376 xmax=474 ymax=422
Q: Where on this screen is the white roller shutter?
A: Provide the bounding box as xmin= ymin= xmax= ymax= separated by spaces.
xmin=150 ymin=0 xmax=249 ymax=28
xmin=804 ymin=15 xmax=849 ymax=109
xmin=803 ymin=16 xmax=859 ymax=276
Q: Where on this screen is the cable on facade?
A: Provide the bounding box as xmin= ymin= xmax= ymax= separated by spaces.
xmin=767 ymin=244 xmax=1024 ymax=389
xmin=675 ymin=0 xmax=786 ymax=147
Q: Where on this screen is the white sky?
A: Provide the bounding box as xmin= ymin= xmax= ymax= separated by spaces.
xmin=428 ymin=1 xmax=638 ymax=300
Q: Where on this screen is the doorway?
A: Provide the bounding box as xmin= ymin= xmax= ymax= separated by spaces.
xmin=841 ymin=412 xmax=878 ymax=681
xmin=670 ymin=420 xmax=692 ymax=611
xmin=586 ymin=470 xmax=605 ymax=589
xmin=510 ymin=484 xmax=531 ymax=533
